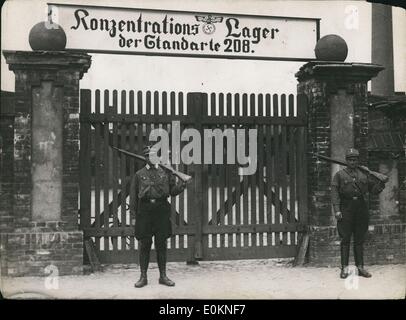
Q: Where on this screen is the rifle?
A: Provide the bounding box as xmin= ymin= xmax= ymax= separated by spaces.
xmin=311 ymin=153 xmax=389 ymax=183
xmin=111 ymin=146 xmax=193 ymax=184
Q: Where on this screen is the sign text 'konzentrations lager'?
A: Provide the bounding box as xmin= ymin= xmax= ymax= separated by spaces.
xmin=48 ymin=3 xmax=320 ymax=61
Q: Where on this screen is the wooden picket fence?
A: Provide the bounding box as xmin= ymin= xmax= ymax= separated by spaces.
xmin=79 ymin=89 xmax=308 ymax=264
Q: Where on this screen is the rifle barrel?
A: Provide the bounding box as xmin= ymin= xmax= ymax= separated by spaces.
xmin=311 ymin=152 xmax=388 ymax=183
xmin=312 ymin=153 xmax=347 ymax=166
xmin=111 ymin=146 xmax=192 ymax=183
xmin=111 ymin=146 xmax=146 ymax=162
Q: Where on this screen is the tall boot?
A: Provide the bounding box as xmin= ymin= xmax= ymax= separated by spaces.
xmin=340 ymin=243 xmax=350 ymax=279
xmin=156 ymin=243 xmax=175 ymax=287
xmin=134 ymin=270 xmax=148 ymax=288
xmin=354 ymin=244 xmax=371 ymax=278
xmin=135 ymin=240 xmax=151 ymax=288
xmin=354 ymin=243 xmax=363 ymax=267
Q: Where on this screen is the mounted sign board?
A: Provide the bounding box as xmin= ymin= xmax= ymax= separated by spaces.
xmin=48 ymin=3 xmax=320 ymax=61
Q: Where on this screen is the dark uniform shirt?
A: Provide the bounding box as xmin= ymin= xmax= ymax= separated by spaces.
xmin=331 ymin=167 xmax=384 ymax=213
xmin=130 ymin=164 xmax=185 ymax=213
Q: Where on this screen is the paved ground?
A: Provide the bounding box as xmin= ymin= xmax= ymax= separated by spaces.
xmin=1 ymin=259 xmax=405 ymax=299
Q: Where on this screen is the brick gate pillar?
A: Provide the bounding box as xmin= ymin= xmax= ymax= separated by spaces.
xmin=1 ymin=50 xmax=91 ymax=276
xmin=295 ymin=59 xmax=383 ymax=266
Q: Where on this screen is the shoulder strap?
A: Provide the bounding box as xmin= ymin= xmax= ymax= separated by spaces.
xmin=343 ymin=168 xmax=364 ymax=194
xmin=343 ymin=168 xmax=355 ymax=180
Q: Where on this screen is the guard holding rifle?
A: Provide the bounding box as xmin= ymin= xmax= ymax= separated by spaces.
xmin=331 ymin=148 xmax=386 ymax=279
xmin=130 ymin=145 xmax=187 ymax=288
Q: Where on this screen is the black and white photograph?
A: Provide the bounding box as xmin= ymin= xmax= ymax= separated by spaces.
xmin=0 ymin=0 xmax=405 ymax=305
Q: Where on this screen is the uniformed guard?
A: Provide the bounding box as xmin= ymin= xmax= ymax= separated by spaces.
xmin=331 ymin=148 xmax=385 ymax=279
xmin=130 ymin=145 xmax=186 ymax=288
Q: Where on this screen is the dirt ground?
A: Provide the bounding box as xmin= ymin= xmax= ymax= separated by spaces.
xmin=1 ymin=259 xmax=405 ymax=300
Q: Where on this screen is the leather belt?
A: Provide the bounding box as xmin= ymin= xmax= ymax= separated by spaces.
xmin=141 ymin=198 xmax=166 ymax=204
xmin=343 ymin=196 xmax=362 ymax=201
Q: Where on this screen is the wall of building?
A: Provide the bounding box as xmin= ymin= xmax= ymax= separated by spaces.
xmin=0 ymin=91 xmax=15 ymax=233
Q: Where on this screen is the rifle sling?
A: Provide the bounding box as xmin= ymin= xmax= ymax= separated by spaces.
xmin=343 ymin=168 xmax=364 ymax=196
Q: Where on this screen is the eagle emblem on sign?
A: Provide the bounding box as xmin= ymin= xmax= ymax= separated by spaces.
xmin=195 ymin=15 xmax=224 ymax=35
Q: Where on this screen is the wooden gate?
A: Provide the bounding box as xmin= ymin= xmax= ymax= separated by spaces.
xmin=79 ymin=89 xmax=308 ymax=264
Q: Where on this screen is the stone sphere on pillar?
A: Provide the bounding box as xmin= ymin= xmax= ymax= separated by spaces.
xmin=29 ymin=21 xmax=67 ymax=51
xmin=314 ymin=34 xmax=348 ymax=62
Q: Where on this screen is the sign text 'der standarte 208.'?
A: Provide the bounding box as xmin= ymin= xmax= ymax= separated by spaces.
xmin=49 ymin=3 xmax=320 ymax=61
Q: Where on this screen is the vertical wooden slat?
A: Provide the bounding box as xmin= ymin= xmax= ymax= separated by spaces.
xmin=162 ymin=91 xmax=176 ymax=251
xmin=103 ymin=90 xmax=110 ymax=251
xmin=288 ymin=126 xmax=297 ymax=242
xmin=234 ymin=93 xmax=241 ymax=248
xmin=273 ymin=94 xmax=281 ymax=247
xmin=289 ymin=94 xmax=295 ymax=118
xmin=170 ymin=91 xmax=176 ymax=116
xmin=296 ymin=128 xmax=304 ymax=246
xmin=226 ymin=92 xmax=232 ymax=116
xmin=225 ymin=163 xmax=232 ymax=249
xmin=202 ymin=93 xmax=210 ymax=253
xmin=94 ymin=90 xmax=101 ymax=251
xmin=288 ymin=95 xmax=296 ymax=245
xmin=178 ymin=92 xmax=185 ymax=249
xmin=226 ymin=93 xmax=233 ymax=249
xmin=280 ymin=94 xmax=288 ymax=246
xmin=146 ymin=91 xmax=152 ymax=143
xmin=265 ymin=93 xmax=272 ymax=226
xmin=79 ymin=89 xmax=92 ymax=233
xmin=209 ymin=93 xmax=217 ymax=250
xmin=129 ymin=90 xmax=135 ymax=114
xmin=136 ymin=91 xmax=143 ymax=170
xmin=249 ymin=94 xmax=257 ymax=248
xmin=95 ymin=89 xmax=101 ymax=114
xmin=151 ymin=91 xmax=159 ymax=147
xmin=210 ymin=93 xmax=217 ymax=228
xmin=128 ymin=90 xmax=135 ymax=251
xmin=219 ymin=93 xmax=225 ymax=251
xmin=169 ymin=92 xmax=179 ymax=250
xmin=266 ymin=125 xmax=273 ymax=246
xmin=235 ymin=93 xmax=240 ymax=116
xmin=198 ymin=92 xmax=207 ymax=259
xmin=112 ymin=92 xmax=119 ymax=229
xmin=242 ymin=93 xmax=249 ymax=248
xmin=250 ymin=93 xmax=255 ymax=117
xmin=111 ymin=91 xmax=119 ymax=254
xmin=257 ymin=94 xmax=265 ymax=247
xmin=202 ymin=141 xmax=209 ymax=252
xmin=186 ymin=146 xmax=196 ymax=261
xmin=112 ymin=122 xmax=118 ymax=251
xmin=104 ymin=90 xmax=109 ymax=114
xmin=120 ymin=90 xmax=127 ymax=249
xmin=210 ymin=92 xmax=216 ymax=117
xmin=184 ymin=92 xmax=192 ymax=257
xmin=266 ymin=94 xmax=271 ymax=117
xmin=112 ymin=90 xmax=118 ymax=113
xmin=186 ymin=92 xmax=205 ymax=261
xmin=154 ymin=90 xmax=160 ymax=115
xmin=137 ymin=91 xmax=142 ymax=115
xmin=137 ymin=90 xmax=143 ymax=150
xmin=172 ymin=91 xmax=180 ymax=249
xmin=136 ymin=92 xmax=144 ymax=251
